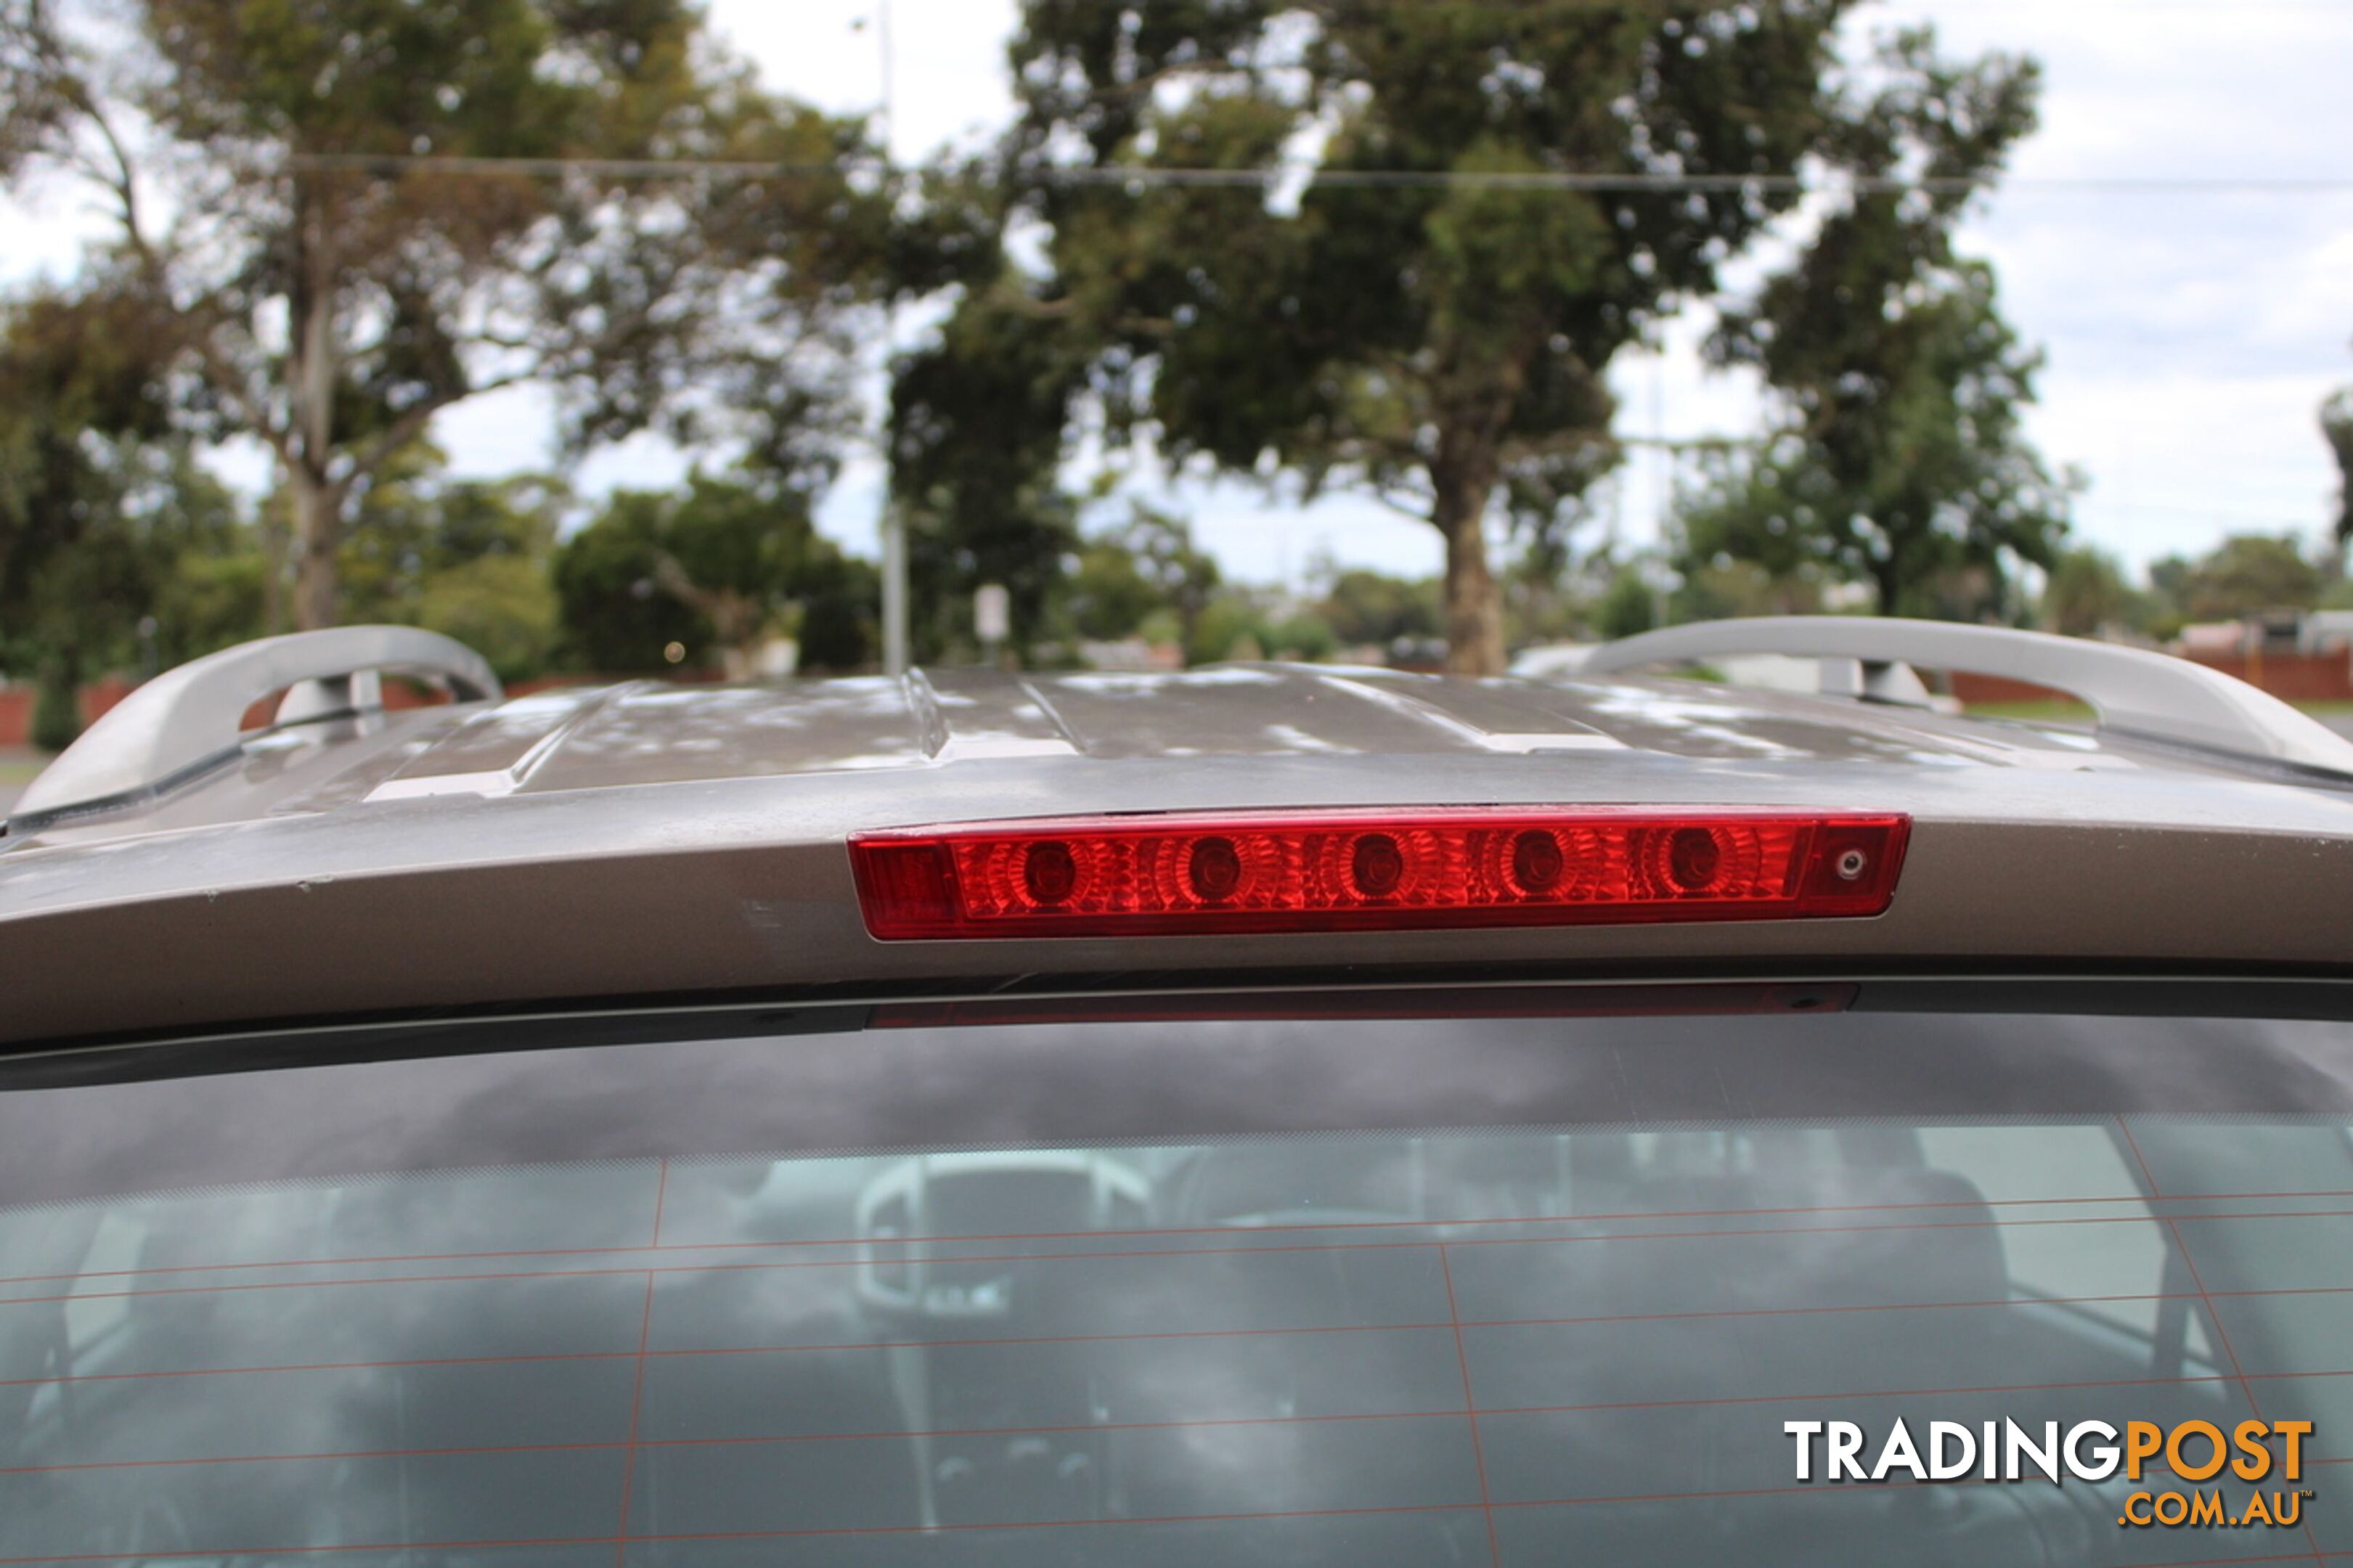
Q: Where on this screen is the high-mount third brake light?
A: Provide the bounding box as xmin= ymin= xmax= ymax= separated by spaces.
xmin=850 ymin=808 xmax=1908 ymax=940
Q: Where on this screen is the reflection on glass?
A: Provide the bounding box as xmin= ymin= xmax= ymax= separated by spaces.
xmin=5 ymin=1103 xmax=2349 ymax=1564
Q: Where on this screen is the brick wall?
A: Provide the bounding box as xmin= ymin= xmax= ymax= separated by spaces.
xmin=2177 ymin=650 xmax=2353 ymax=704
xmin=0 ymin=674 xmax=143 ymax=747
xmin=1948 ymin=671 xmax=2075 ymax=707
xmin=79 ymin=674 xmax=136 ymax=726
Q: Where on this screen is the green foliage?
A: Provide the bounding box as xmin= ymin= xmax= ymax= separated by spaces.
xmin=1692 ymin=31 xmax=2065 ymax=620
xmin=413 ymin=555 xmax=562 ymax=684
xmin=150 ymin=547 xmax=272 ymax=666
xmin=2161 ymin=534 xmax=2324 ymax=623
xmin=1595 ymin=567 xmax=1659 ymax=642
xmin=998 ymin=0 xmax=1930 ymax=670
xmin=1160 ymin=583 xmax=1347 ymax=667
xmin=0 ymin=282 xmax=266 ymax=687
xmin=1065 ymin=538 xmax=1165 ymax=642
xmin=794 ymin=553 xmax=880 ymax=674
xmin=1319 ymin=570 xmax=1440 ymax=650
xmin=30 ymin=661 xmax=79 ymax=751
xmin=1269 ymin=613 xmax=1337 ymax=663
xmin=552 ymin=470 xmax=869 ymax=674
xmin=550 ymin=494 xmax=706 ymax=671
xmin=2041 ymin=547 xmax=2143 ymax=638
xmin=2325 ymin=388 xmax=2353 ymax=547
xmin=1684 ymin=263 xmax=2069 ymax=620
xmin=1059 ymin=504 xmax=1223 ymax=647
xmin=1671 ymin=557 xmax=1832 ymax=624
xmin=0 ymin=285 xmax=168 ymax=640
xmin=3 ymin=0 xmax=934 ymax=626
xmin=889 ymin=300 xmax=1085 ymax=661
xmin=1186 ymin=592 xmax=1271 ymax=667
xmin=316 ymin=444 xmax=570 ymax=679
xmin=1116 ymin=505 xmax=1222 ymax=643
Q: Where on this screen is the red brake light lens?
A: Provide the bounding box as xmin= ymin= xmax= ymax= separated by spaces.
xmin=850 ymin=808 xmax=1908 ymax=940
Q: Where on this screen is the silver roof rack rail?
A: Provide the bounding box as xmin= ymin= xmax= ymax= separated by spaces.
xmin=8 ymin=626 xmax=502 ymax=833
xmin=1581 ymin=614 xmax=2353 ymax=777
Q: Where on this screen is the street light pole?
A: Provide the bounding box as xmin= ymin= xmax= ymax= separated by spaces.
xmin=883 ymin=497 xmax=909 ymax=679
xmin=875 ymin=0 xmax=910 ymax=679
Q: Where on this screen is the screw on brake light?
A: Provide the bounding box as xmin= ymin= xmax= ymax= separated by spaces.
xmin=849 ymin=808 xmax=1908 ymax=940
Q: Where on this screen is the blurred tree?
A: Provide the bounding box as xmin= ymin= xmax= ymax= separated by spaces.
xmin=412 ymin=555 xmax=561 ymax=685
xmin=2145 ymin=555 xmax=2191 ymax=639
xmin=793 ymin=553 xmax=881 ymax=674
xmin=2041 ymin=545 xmax=2141 ymax=638
xmin=27 ymin=664 xmax=78 ymax=751
xmin=889 ymin=299 xmax=1085 ymax=662
xmin=148 ymin=543 xmax=272 ymax=666
xmin=1692 ymin=31 xmax=2065 ymax=620
xmin=1268 ymin=612 xmax=1338 ymax=663
xmin=1668 ymin=548 xmax=1834 ymax=624
xmin=1118 ymin=505 xmax=1223 ymax=652
xmin=549 ymin=494 xmax=706 ymax=673
xmin=2325 ymin=387 xmax=2353 ymax=549
xmin=5 ymin=441 xmax=256 ymax=734
xmin=0 ymin=284 xmax=261 ymax=738
xmin=0 ymin=287 xmax=170 ymax=662
xmin=1 ymin=0 xmax=931 ymax=629
xmin=552 ymin=470 xmax=869 ymax=674
xmin=1594 ymin=563 xmax=1662 ymax=641
xmin=2169 ymin=534 xmax=2323 ymax=623
xmin=994 ymin=0 xmax=1984 ymax=673
xmin=1064 ymin=537 xmax=1164 ymax=642
xmin=1186 ymin=589 xmax=1279 ymax=667
xmin=1063 ymin=503 xmax=1222 ymax=646
xmin=1320 ymin=570 xmax=1440 ymax=650
xmin=1148 ymin=581 xmax=1349 ymax=666
xmin=1665 ymin=489 xmax=1844 ymax=621
xmin=302 ymin=441 xmax=571 ymax=680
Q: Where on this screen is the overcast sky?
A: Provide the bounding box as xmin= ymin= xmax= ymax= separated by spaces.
xmin=8 ymin=0 xmax=2351 ymax=589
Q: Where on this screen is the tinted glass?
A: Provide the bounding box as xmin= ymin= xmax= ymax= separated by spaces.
xmin=4 ymin=998 xmax=2352 ymax=1565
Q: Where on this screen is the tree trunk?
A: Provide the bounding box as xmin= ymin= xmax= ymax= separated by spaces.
xmin=288 ymin=184 xmax=340 ymax=632
xmin=1432 ymin=440 xmax=1506 ymax=677
xmin=1869 ymin=555 xmax=1904 ymax=618
xmin=259 ymin=496 xmax=289 ymax=634
xmin=289 ymin=464 xmax=338 ymax=631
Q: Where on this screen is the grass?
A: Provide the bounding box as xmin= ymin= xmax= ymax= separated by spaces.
xmin=1960 ymin=701 xmax=2095 ymax=724
xmin=1960 ymin=700 xmax=2353 ymax=728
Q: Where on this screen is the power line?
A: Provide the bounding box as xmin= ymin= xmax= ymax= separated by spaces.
xmin=1335 ymin=0 xmax=2353 ymax=7
xmin=280 ymin=152 xmax=2353 ymax=195
xmin=1037 ymin=166 xmax=2353 ymax=195
xmin=1124 ymin=0 xmax=2353 ymax=12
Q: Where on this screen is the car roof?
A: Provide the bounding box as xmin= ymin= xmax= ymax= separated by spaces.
xmin=0 ymin=662 xmax=2198 ymax=831
xmin=7 ymin=629 xmax=2353 ymax=1049
xmin=0 ymin=660 xmax=2333 ymax=865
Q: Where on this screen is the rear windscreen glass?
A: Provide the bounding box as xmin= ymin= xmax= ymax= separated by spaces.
xmin=4 ymin=997 xmax=2353 ymax=1565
